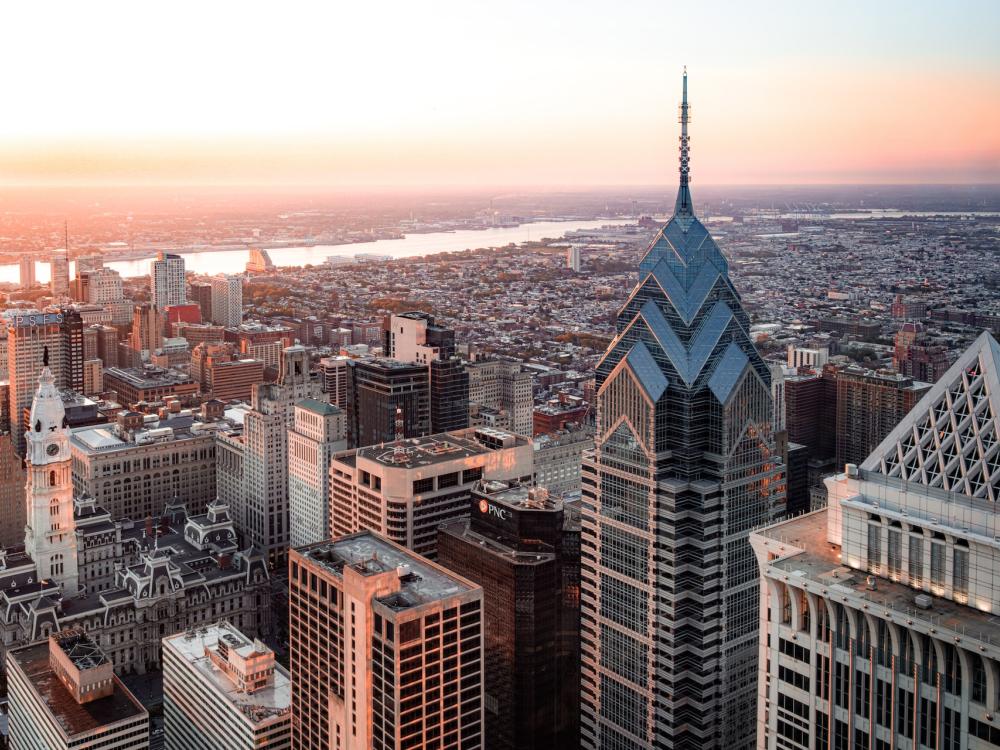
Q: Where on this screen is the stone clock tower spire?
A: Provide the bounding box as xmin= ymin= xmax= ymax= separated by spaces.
xmin=23 ymin=365 xmax=78 ymax=594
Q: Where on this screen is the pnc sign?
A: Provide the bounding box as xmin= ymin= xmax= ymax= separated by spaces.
xmin=478 ymin=499 xmax=510 ymax=521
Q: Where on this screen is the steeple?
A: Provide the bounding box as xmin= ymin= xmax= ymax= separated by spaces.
xmin=674 ymin=67 xmax=693 ymax=219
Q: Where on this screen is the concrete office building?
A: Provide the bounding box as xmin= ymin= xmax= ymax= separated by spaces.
xmin=8 ymin=310 xmax=70 ymax=455
xmin=242 ymin=384 xmax=288 ymax=567
xmin=752 ymin=332 xmax=1000 ymax=750
xmin=289 ymin=532 xmax=484 ymax=750
xmin=49 ymin=249 xmax=70 ymax=298
xmin=320 ymin=354 xmax=351 ymax=409
xmin=151 ymin=252 xmax=186 ymax=309
xmin=580 ymin=73 xmax=785 ymax=749
xmin=329 ymin=427 xmax=533 ymax=559
xmin=532 ymin=428 xmax=593 ymax=497
xmin=82 ymin=267 xmax=124 ymax=305
xmin=103 ymin=366 xmax=198 ymax=406
xmin=211 ymin=274 xmax=243 ymax=328
xmin=163 ymin=622 xmax=291 ymax=750
xmin=466 ymin=358 xmax=533 ymax=439
xmin=438 ymin=481 xmax=581 ymax=750
xmin=288 ymin=399 xmax=347 ymax=548
xmin=786 ymin=344 xmax=829 ymax=370
xmin=127 ymin=303 xmax=163 ymax=365
xmin=7 ymin=631 xmax=149 ymax=750
xmin=347 ymin=358 xmax=430 ymax=448
xmin=70 ymin=405 xmax=231 ymax=519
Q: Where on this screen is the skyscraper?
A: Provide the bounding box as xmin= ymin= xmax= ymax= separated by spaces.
xmin=49 ymin=249 xmax=70 ymax=298
xmin=438 ymin=482 xmax=581 ymax=750
xmin=567 ymin=246 xmax=581 ymax=272
xmin=211 ymin=273 xmax=244 ymax=327
xmin=128 ymin=303 xmax=164 ymax=364
xmin=151 ymin=252 xmax=187 ymax=308
xmin=579 ymin=72 xmax=785 ymax=749
xmin=8 ymin=311 xmax=68 ymax=455
xmin=288 ymin=398 xmax=347 ymax=547
xmin=752 ymin=331 xmax=1000 ymax=750
xmin=289 ymin=532 xmax=485 ymax=750
xmin=346 ymin=358 xmax=430 ymax=448
xmin=19 ymin=257 xmax=35 ymax=288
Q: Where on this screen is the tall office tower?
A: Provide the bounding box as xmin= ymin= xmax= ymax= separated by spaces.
xmin=92 ymin=324 xmax=118 ymax=369
xmin=151 ymin=251 xmax=187 ymax=308
xmin=438 ymin=482 xmax=581 ymax=750
xmin=288 ymin=399 xmax=347 ymax=548
xmin=566 ymin=246 xmax=581 ymax=272
xmin=59 ymin=308 xmax=84 ymax=394
xmin=83 ymin=267 xmax=124 ymax=304
xmin=431 ymin=357 xmax=470 ymax=433
xmin=19 ymin=257 xmax=35 ymax=288
xmin=7 ymin=631 xmax=149 ymax=750
xmin=784 ymin=369 xmax=837 ymax=463
xmin=49 ymin=249 xmax=70 ymax=297
xmin=752 ymin=331 xmax=1000 ymax=750
xmin=346 ymin=358 xmax=430 ymax=447
xmin=163 ymin=622 xmax=291 ymax=750
xmin=24 ymin=366 xmax=79 ymax=592
xmin=466 ymin=358 xmax=533 ymax=438
xmin=8 ymin=311 xmax=67 ymax=456
xmin=580 ymin=72 xmax=785 ymax=750
xmin=329 ymin=427 xmax=533 ymax=559
xmin=128 ymin=303 xmax=164 ymax=364
xmin=532 ymin=428 xmax=594 ymax=496
xmin=244 ymin=383 xmax=289 ymax=567
xmin=289 ymin=532 xmax=485 ymax=750
xmin=320 ymin=354 xmax=351 ymax=409
xmin=893 ymin=321 xmax=950 ymax=383
xmin=383 ymin=311 xmax=456 ymax=362
xmin=0 ymin=432 xmax=25 ymax=547
xmin=834 ymin=366 xmax=930 ymax=469
xmin=211 ymin=273 xmax=244 ymax=327
xmin=189 ymin=280 xmax=213 ymax=321
xmin=277 ymin=343 xmax=321 ymax=421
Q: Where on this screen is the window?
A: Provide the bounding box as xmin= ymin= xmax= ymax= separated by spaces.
xmin=908 ymin=535 xmax=923 ymax=586
xmin=953 ymin=546 xmax=969 ymax=602
xmin=867 ymin=523 xmax=881 ymax=573
xmin=930 ymin=541 xmax=945 ymax=591
xmin=887 ymin=529 xmax=902 ymax=579
xmin=412 ymin=478 xmax=434 ymax=494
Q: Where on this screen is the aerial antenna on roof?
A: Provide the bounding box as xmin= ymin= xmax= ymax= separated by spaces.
xmin=675 ymin=67 xmax=693 ymax=218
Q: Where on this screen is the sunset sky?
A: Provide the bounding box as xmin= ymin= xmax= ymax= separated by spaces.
xmin=3 ymin=0 xmax=998 ymax=187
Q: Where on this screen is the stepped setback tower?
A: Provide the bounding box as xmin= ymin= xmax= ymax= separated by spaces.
xmin=580 ymin=71 xmax=785 ymax=749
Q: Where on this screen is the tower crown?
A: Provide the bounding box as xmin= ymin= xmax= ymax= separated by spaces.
xmin=27 ymin=366 xmax=69 ymax=466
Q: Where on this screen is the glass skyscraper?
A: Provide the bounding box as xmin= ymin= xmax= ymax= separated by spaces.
xmin=579 ymin=71 xmax=785 ymax=749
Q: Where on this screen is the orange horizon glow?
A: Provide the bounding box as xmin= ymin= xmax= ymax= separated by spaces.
xmin=1 ymin=2 xmax=997 ymax=188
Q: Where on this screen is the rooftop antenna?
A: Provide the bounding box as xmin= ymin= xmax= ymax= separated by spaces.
xmin=64 ymin=220 xmax=69 ymax=252
xmin=392 ymin=407 xmax=408 ymax=463
xmin=675 ymin=66 xmax=693 ymax=219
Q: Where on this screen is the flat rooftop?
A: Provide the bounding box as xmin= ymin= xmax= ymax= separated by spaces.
xmin=357 ymin=429 xmax=525 ymax=470
xmin=8 ymin=642 xmax=146 ymax=738
xmin=757 ymin=510 xmax=1000 ymax=649
xmin=163 ymin=624 xmax=290 ymax=724
xmin=302 ymin=531 xmax=476 ymax=609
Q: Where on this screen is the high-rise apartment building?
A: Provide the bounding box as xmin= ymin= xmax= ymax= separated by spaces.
xmin=289 ymin=532 xmax=485 ymax=750
xmin=211 ymin=273 xmax=244 ymax=327
xmin=151 ymin=252 xmax=187 ymax=308
xmin=329 ymin=427 xmax=533 ymax=559
xmin=438 ymin=482 xmax=580 ymax=750
xmin=580 ymin=72 xmax=785 ymax=749
xmin=752 ymin=331 xmax=1000 ymax=750
xmin=19 ymin=257 xmax=35 ymax=288
xmin=163 ymin=622 xmax=291 ymax=750
xmin=189 ymin=280 xmax=213 ymax=321
xmin=7 ymin=631 xmax=149 ymax=750
xmin=466 ymin=358 xmax=533 ymax=438
xmin=320 ymin=355 xmax=351 ymax=409
xmin=566 ymin=246 xmax=581 ymax=272
xmin=893 ymin=321 xmax=950 ymax=383
xmin=786 ymin=344 xmax=829 ymax=370
xmin=834 ymin=365 xmax=930 ymax=469
xmin=49 ymin=249 xmax=70 ymax=297
xmin=288 ymin=399 xmax=347 ymax=548
xmin=347 ymin=358 xmax=430 ymax=448
xmin=128 ymin=303 xmax=164 ymax=364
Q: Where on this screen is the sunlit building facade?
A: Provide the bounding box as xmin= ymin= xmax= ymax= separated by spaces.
xmin=580 ymin=72 xmax=784 ymax=749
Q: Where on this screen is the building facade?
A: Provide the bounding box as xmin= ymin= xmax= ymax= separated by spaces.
xmin=438 ymin=482 xmax=580 ymax=750
xmin=163 ymin=622 xmax=291 ymax=750
xmin=329 ymin=427 xmax=534 ymax=559
xmin=752 ymin=331 xmax=1000 ymax=750
xmin=347 ymin=358 xmax=430 ymax=448
xmin=580 ymin=72 xmax=785 ymax=749
xmin=151 ymin=252 xmax=187 ymax=309
xmin=288 ymin=399 xmax=347 ymax=548
xmin=289 ymin=532 xmax=485 ymax=750
xmin=211 ymin=274 xmax=244 ymax=328
xmin=466 ymin=358 xmax=533 ymax=439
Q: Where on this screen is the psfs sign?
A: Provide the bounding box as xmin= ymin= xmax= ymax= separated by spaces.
xmin=13 ymin=313 xmax=64 ymax=328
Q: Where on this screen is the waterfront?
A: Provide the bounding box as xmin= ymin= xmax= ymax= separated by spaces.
xmin=1 ymin=218 xmax=631 ymax=284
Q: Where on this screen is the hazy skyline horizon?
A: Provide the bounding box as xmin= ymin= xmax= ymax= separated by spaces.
xmin=3 ymin=0 xmax=997 ymax=188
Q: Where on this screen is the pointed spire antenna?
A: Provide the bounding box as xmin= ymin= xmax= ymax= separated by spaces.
xmin=675 ymin=67 xmax=693 ymax=217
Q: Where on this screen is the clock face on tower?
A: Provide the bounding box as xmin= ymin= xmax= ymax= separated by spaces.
xmin=46 ymin=444 xmax=59 ymax=457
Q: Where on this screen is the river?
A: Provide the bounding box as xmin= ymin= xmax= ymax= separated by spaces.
xmin=3 ymin=218 xmax=632 ymax=284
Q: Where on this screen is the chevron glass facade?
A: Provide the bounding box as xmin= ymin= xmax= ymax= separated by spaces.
xmin=580 ymin=72 xmax=785 ymax=750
